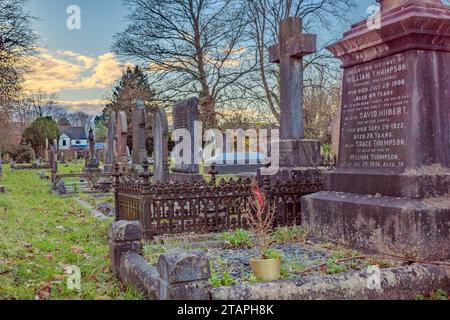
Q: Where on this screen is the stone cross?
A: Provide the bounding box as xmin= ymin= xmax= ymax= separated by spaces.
xmin=269 ymin=17 xmax=316 ymax=140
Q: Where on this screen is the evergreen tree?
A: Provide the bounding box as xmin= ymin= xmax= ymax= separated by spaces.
xmin=21 ymin=117 xmax=60 ymax=158
xmin=103 ymin=65 xmax=158 ymax=152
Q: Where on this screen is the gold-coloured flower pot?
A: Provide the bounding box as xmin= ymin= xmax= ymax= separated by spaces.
xmin=250 ymin=258 xmax=281 ymax=281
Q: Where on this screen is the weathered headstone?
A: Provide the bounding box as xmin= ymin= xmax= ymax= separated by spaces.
xmin=171 ymin=97 xmax=202 ymax=182
xmin=302 ymin=0 xmax=450 ymax=260
xmin=84 ymin=127 xmax=100 ymax=173
xmin=132 ymin=99 xmax=148 ymax=166
xmin=152 ymin=107 xmax=170 ymax=183
xmin=104 ymin=112 xmax=116 ymax=173
xmin=265 ymin=17 xmax=323 ymax=181
xmin=116 ymin=111 xmax=129 ymax=173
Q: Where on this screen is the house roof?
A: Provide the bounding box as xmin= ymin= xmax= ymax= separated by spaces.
xmin=59 ymin=127 xmax=87 ymax=140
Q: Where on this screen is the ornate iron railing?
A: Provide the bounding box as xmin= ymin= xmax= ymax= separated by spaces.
xmin=114 ymin=161 xmax=323 ymax=240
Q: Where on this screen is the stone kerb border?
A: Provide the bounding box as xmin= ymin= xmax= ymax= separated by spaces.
xmin=109 ymin=221 xmax=450 ymax=300
xmin=108 ymin=221 xmax=211 ymax=300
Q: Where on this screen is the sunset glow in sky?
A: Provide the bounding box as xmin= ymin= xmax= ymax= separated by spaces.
xmin=25 ymin=0 xmax=374 ymax=115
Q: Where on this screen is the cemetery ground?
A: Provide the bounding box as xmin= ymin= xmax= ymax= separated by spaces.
xmin=0 ymin=163 xmax=141 ymax=300
xmin=1 ymin=163 xmax=449 ymax=300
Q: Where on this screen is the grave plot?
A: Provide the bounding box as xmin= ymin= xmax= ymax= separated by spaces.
xmin=142 ymin=228 xmax=399 ymax=287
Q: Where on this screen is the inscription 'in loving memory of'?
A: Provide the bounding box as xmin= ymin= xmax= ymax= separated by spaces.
xmin=341 ymin=54 xmax=410 ymax=170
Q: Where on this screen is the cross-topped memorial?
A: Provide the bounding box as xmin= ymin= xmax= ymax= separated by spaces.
xmin=261 ymin=17 xmax=323 ymax=181
xmin=269 ymin=17 xmax=316 ymax=140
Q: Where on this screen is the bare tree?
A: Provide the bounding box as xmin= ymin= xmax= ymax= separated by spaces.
xmin=0 ymin=0 xmax=37 ymax=149
xmin=113 ymin=0 xmax=256 ymax=127
xmin=244 ymin=0 xmax=353 ymax=140
xmin=67 ymin=111 xmax=93 ymax=128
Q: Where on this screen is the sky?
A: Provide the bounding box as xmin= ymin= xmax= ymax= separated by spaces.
xmin=25 ymin=0 xmax=375 ymax=116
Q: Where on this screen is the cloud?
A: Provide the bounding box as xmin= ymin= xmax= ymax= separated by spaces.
xmin=23 ymin=49 xmax=130 ymax=93
xmin=55 ymin=99 xmax=108 ymax=115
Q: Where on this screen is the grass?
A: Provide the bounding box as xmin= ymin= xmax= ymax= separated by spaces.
xmin=0 ymin=163 xmax=141 ymax=300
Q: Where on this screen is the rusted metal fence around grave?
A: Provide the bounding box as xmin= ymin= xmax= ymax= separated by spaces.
xmin=114 ymin=161 xmax=323 ymax=240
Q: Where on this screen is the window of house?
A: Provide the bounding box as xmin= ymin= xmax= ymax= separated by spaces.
xmin=76 ymin=140 xmax=81 ymax=145
xmin=62 ymin=140 xmax=67 ymax=147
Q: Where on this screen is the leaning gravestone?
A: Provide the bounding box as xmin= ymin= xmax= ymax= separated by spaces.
xmin=152 ymin=107 xmax=170 ymax=183
xmin=116 ymin=111 xmax=129 ymax=173
xmin=302 ymin=0 xmax=450 ymax=260
xmin=104 ymin=111 xmax=116 ymax=173
xmin=132 ymin=99 xmax=148 ymax=166
xmin=171 ymin=97 xmax=202 ymax=182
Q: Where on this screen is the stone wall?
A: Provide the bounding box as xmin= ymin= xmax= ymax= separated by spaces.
xmin=108 ymin=221 xmax=211 ymax=300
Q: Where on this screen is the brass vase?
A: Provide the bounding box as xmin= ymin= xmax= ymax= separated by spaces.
xmin=250 ymin=258 xmax=282 ymax=281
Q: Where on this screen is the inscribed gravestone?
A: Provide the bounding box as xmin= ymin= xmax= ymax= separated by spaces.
xmin=152 ymin=107 xmax=170 ymax=183
xmin=132 ymin=99 xmax=148 ymax=165
xmin=172 ymin=97 xmax=200 ymax=173
xmin=302 ymin=0 xmax=450 ymax=260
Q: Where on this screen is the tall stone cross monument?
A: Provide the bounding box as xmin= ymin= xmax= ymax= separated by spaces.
xmin=269 ymin=17 xmax=316 ymax=140
xmin=267 ymin=17 xmax=323 ymax=180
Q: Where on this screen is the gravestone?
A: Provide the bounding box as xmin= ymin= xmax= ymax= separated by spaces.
xmin=84 ymin=127 xmax=101 ymax=173
xmin=264 ymin=17 xmax=323 ymax=181
xmin=116 ymin=111 xmax=129 ymax=173
xmin=302 ymin=0 xmax=450 ymax=260
xmin=152 ymin=107 xmax=170 ymax=183
xmin=104 ymin=112 xmax=116 ymax=173
xmin=132 ymin=99 xmax=148 ymax=166
xmin=171 ymin=97 xmax=202 ymax=182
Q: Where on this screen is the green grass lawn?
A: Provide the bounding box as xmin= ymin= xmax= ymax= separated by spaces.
xmin=0 ymin=164 xmax=141 ymax=300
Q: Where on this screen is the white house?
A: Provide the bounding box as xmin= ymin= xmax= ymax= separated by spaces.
xmin=59 ymin=127 xmax=88 ymax=151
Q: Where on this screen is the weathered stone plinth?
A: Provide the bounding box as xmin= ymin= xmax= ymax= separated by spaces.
xmin=259 ymin=139 xmax=325 ymax=184
xmin=302 ymin=0 xmax=450 ymax=260
xmin=279 ymin=139 xmax=322 ymax=168
xmin=302 ymin=192 xmax=450 ymax=260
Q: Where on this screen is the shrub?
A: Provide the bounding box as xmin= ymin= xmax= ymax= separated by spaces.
xmin=261 ymin=248 xmax=283 ymax=260
xmin=272 ymin=226 xmax=308 ymax=244
xmin=217 ymin=228 xmax=254 ymax=249
xmin=243 ymin=180 xmax=276 ymax=253
xmin=14 ymin=143 xmax=35 ymax=164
